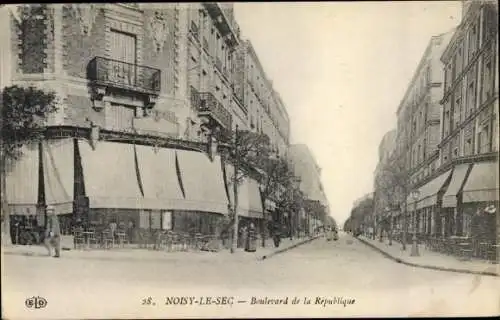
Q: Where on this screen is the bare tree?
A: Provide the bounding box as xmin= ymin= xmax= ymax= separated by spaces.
xmin=374 ymin=153 xmax=410 ymax=250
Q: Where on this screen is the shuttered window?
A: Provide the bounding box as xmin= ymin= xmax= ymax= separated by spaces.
xmin=109 ymin=30 xmax=137 ymax=86
xmin=106 ymin=104 xmax=135 ymax=131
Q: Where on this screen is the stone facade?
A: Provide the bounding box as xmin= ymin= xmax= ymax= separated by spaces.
xmin=233 ymin=40 xmax=290 ymax=157
xmin=395 ymin=31 xmax=454 ymax=189
xmin=439 ymin=0 xmax=498 ymax=164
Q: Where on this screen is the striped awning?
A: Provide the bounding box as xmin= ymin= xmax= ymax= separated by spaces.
xmin=135 ymin=145 xmax=185 ymax=211
xmin=78 ymin=140 xmax=144 ymax=209
xmin=462 ymin=161 xmax=499 ymax=203
xmin=43 ymin=139 xmax=74 ymax=215
xmin=225 ymin=164 xmax=264 ymax=219
xmin=176 ymin=150 xmax=229 ymax=215
xmin=6 ymin=143 xmax=39 ymax=216
xmin=442 ymin=164 xmax=471 ymax=208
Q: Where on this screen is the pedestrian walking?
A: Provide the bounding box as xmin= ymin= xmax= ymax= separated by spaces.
xmin=44 ymin=206 xmax=61 ymax=258
xmin=245 ymin=223 xmax=257 ymax=252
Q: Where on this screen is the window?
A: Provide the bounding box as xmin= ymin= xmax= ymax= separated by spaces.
xmin=468 ymin=23 xmax=478 ymax=60
xmin=445 ymin=64 xmax=452 ymax=90
xmin=110 ymin=30 xmax=137 ymax=86
xmin=464 ymin=137 xmax=473 ymax=156
xmin=466 ymin=66 xmax=477 ymax=117
xmin=453 ymin=91 xmax=462 ymax=130
xmin=456 ymin=43 xmax=463 ymax=74
xmin=479 ymin=124 xmax=491 ymax=153
xmin=444 ymin=110 xmax=451 ymax=137
xmin=482 ymin=59 xmax=493 ymax=102
xmin=106 ymin=103 xmax=135 ymax=131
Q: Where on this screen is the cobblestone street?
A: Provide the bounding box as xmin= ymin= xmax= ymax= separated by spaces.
xmin=3 ymin=233 xmax=499 ymax=319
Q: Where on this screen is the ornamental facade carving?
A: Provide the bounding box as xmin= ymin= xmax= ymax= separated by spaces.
xmin=148 ymin=11 xmax=168 ymax=53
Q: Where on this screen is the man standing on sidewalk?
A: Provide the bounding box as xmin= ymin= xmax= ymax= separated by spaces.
xmin=44 ymin=205 xmax=61 ymax=258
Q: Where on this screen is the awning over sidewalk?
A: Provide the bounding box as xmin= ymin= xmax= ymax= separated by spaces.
xmin=462 ymin=161 xmax=499 ymax=203
xmin=6 ymin=144 xmax=39 ymax=215
xmin=78 ymin=140 xmax=143 ymax=209
xmin=43 ymin=139 xmax=74 ymax=215
xmin=135 ymin=145 xmax=185 ymax=210
xmin=442 ymin=164 xmax=471 ymax=208
xmin=176 ymin=150 xmax=228 ymax=215
xmin=416 ymin=169 xmax=452 ymax=209
xmin=225 ymin=164 xmax=264 ymax=219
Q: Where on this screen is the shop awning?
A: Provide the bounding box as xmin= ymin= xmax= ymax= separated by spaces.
xmin=442 ymin=164 xmax=471 ymax=208
xmin=135 ymin=145 xmax=185 ymax=210
xmin=43 ymin=139 xmax=74 ymax=215
xmin=462 ymin=161 xmax=499 ymax=203
xmin=176 ymin=150 xmax=228 ymax=215
xmin=416 ymin=169 xmax=452 ymax=209
xmin=78 ymin=140 xmax=143 ymax=209
xmin=5 ymin=144 xmax=39 ymax=216
xmin=225 ymin=164 xmax=264 ymax=219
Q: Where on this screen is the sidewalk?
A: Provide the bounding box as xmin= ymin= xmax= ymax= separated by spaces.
xmin=356 ymin=235 xmax=500 ymax=277
xmin=1 ymin=235 xmax=321 ymax=263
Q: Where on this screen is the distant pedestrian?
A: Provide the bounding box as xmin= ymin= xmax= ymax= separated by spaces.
xmin=44 ymin=206 xmax=61 ymax=258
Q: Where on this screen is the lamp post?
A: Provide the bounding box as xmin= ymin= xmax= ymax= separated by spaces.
xmin=410 ymin=190 xmax=420 ymax=257
xmin=230 ymin=125 xmax=240 ymax=254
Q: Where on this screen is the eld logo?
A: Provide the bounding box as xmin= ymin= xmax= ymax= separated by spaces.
xmin=25 ymin=296 xmax=47 ymax=309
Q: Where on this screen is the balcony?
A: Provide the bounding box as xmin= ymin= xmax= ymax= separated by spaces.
xmin=203 ymin=3 xmax=239 ymax=47
xmin=87 ymin=57 xmax=161 ymax=95
xmin=191 ymin=87 xmax=232 ymax=130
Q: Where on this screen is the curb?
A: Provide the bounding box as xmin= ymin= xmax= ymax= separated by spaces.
xmin=355 ymin=236 xmax=499 ymax=277
xmin=259 ymin=235 xmax=322 ymax=261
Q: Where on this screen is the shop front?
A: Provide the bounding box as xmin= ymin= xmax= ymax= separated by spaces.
xmin=76 ymin=140 xmax=229 ymax=244
xmin=441 ymin=163 xmax=471 ymax=237
xmin=6 ymin=140 xmax=75 ymax=244
xmin=460 ymin=161 xmax=498 ymax=250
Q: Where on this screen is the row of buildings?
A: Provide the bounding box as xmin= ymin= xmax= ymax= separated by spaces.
xmin=0 ymin=3 xmax=331 ymax=242
xmin=348 ymin=1 xmax=498 ymax=255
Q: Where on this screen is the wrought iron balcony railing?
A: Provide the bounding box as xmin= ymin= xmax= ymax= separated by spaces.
xmin=190 ymin=87 xmax=232 ymax=130
xmin=87 ymin=57 xmax=161 ymax=94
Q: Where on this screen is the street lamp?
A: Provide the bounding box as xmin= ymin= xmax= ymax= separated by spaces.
xmin=410 ymin=189 xmax=420 ymax=257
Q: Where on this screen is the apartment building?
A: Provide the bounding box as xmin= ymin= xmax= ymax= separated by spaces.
xmin=373 ymin=129 xmax=397 ymax=233
xmin=288 ymin=144 xmax=330 ymax=234
xmin=394 ymin=31 xmax=454 ymax=237
xmin=437 ymin=0 xmax=498 ymax=239
xmin=0 ymin=3 xmax=249 ymax=240
xmin=233 ymin=40 xmax=290 ymax=157
xmin=186 ymin=3 xmax=240 ymax=139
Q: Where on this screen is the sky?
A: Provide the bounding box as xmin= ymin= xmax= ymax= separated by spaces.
xmin=234 ymin=1 xmax=463 ymax=226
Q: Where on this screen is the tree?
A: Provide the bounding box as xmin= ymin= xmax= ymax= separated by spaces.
xmin=1 ymin=85 xmax=57 ymax=246
xmin=374 ymin=153 xmax=410 ymax=249
xmin=221 ymin=129 xmax=298 ymax=246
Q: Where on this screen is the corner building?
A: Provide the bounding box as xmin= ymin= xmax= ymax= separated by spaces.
xmin=2 ymin=3 xmax=251 ymax=241
xmin=436 ymin=0 xmax=498 ymax=247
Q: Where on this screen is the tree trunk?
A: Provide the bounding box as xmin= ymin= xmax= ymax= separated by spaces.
xmin=1 ymin=152 xmax=12 ymax=246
